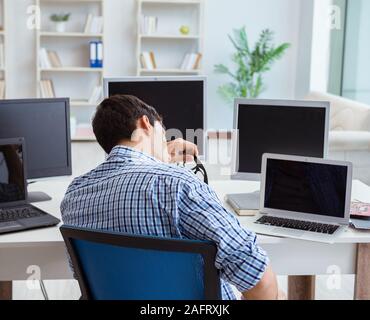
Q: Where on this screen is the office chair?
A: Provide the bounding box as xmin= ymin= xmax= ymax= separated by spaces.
xmin=60 ymin=225 xmax=221 ymax=300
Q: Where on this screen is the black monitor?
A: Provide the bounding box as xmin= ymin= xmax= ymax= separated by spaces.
xmin=0 ymin=98 xmax=71 ymax=202
xmin=232 ymin=99 xmax=330 ymax=181
xmin=104 ymin=77 xmax=206 ymax=156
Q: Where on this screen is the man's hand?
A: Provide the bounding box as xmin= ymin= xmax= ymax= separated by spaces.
xmin=167 ymin=139 xmax=199 ymax=163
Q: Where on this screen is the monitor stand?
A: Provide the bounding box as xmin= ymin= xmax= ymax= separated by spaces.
xmin=28 ymin=191 xmax=52 ymax=203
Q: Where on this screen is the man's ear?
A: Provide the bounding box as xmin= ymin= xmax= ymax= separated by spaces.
xmin=137 ymin=115 xmax=152 ymax=134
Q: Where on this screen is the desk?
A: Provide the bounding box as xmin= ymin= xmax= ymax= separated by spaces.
xmin=0 ymin=143 xmax=370 ymax=300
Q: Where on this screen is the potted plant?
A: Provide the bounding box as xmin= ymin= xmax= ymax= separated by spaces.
xmin=50 ymin=13 xmax=71 ymax=33
xmin=215 ymin=27 xmax=290 ymax=101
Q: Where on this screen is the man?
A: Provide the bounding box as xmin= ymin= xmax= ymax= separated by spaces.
xmin=61 ymin=95 xmax=280 ymax=300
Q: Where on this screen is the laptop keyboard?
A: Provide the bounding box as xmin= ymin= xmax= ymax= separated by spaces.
xmin=255 ymin=216 xmax=340 ymax=235
xmin=0 ymin=207 xmax=46 ymax=223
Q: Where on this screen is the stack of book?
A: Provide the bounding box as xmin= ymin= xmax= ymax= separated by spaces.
xmin=40 ymin=79 xmax=55 ymax=98
xmin=140 ymin=51 xmax=157 ymax=70
xmin=84 ymin=14 xmax=104 ymax=34
xmin=39 ymin=48 xmax=62 ymax=68
xmin=0 ymin=43 xmax=4 ymax=69
xmin=180 ymin=53 xmax=202 ymax=70
xmin=0 ymin=80 xmax=5 ymax=99
xmin=88 ymin=85 xmax=103 ymax=104
xmin=141 ymin=16 xmax=158 ymax=35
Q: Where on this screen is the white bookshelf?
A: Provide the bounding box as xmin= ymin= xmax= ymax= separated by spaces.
xmin=0 ymin=0 xmax=6 ymax=99
xmin=36 ymin=0 xmax=105 ymax=141
xmin=136 ymin=0 xmax=204 ymax=76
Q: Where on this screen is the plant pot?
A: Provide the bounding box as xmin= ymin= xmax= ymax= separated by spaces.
xmin=55 ymin=22 xmax=66 ymax=33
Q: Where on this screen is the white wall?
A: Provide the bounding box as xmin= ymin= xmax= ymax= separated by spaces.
xmin=5 ymin=0 xmax=310 ymax=130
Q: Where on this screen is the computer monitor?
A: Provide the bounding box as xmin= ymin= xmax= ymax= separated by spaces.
xmin=104 ymin=77 xmax=206 ymax=156
xmin=0 ymin=98 xmax=71 ymax=202
xmin=232 ymin=99 xmax=330 ymax=181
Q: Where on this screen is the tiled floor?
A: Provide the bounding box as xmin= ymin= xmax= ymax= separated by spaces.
xmin=12 ymin=275 xmax=355 ymax=300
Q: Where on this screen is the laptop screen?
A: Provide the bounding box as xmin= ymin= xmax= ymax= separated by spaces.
xmin=264 ymin=158 xmax=348 ymax=218
xmin=0 ymin=141 xmax=26 ymax=204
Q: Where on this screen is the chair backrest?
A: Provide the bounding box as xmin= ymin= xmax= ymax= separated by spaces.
xmin=60 ymin=225 xmax=221 ymax=300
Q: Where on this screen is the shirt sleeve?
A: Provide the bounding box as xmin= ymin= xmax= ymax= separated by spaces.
xmin=177 ymin=177 xmax=269 ymax=293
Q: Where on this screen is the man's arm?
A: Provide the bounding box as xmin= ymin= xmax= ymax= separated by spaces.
xmin=175 ymin=176 xmax=281 ymax=300
xmin=242 ymin=265 xmax=278 ymax=300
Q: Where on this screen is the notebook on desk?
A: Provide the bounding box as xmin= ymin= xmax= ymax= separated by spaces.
xmin=226 ymin=193 xmax=259 ymax=216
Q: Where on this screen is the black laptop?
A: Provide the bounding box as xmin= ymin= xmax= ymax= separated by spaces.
xmin=0 ymin=137 xmax=60 ymax=234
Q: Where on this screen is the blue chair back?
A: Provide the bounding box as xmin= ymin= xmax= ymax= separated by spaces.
xmin=60 ymin=225 xmax=221 ymax=300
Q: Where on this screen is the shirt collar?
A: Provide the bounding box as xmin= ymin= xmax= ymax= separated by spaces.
xmin=107 ymin=145 xmax=160 ymax=164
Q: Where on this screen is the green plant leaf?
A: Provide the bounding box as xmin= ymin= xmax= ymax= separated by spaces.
xmin=214 ymin=27 xmax=290 ymax=100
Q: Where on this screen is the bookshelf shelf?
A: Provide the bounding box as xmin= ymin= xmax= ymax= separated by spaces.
xmin=139 ymin=68 xmax=201 ymax=74
xmin=40 ymin=67 xmax=103 ymax=72
xmin=141 ymin=0 xmax=201 ymax=4
xmin=140 ymin=34 xmax=200 ymax=40
xmin=40 ymin=0 xmax=102 ymax=3
xmin=71 ymin=136 xmax=96 ymax=142
xmin=36 ymin=0 xmax=104 ymax=142
xmin=137 ymin=0 xmax=204 ymax=76
xmin=40 ymin=32 xmax=104 ymax=38
xmin=71 ymin=99 xmax=98 ymax=106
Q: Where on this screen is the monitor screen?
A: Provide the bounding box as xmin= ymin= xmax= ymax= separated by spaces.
xmin=107 ymin=79 xmax=205 ymax=154
xmin=264 ymin=158 xmax=348 ymax=218
xmin=0 ymin=140 xmax=26 ymax=204
xmin=0 ymin=99 xmax=71 ymax=180
xmin=236 ymin=103 xmax=327 ymax=175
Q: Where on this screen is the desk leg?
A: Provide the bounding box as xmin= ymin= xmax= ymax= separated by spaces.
xmin=0 ymin=281 xmax=12 ymax=300
xmin=288 ymin=276 xmax=315 ymax=300
xmin=355 ymin=243 xmax=370 ymax=300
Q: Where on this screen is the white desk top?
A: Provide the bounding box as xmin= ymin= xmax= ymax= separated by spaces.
xmin=0 ymin=176 xmax=369 ymax=248
xmin=1 ymin=142 xmax=370 ymax=247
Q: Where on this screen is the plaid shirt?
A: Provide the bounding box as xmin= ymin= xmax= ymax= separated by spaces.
xmin=61 ymin=146 xmax=269 ymax=300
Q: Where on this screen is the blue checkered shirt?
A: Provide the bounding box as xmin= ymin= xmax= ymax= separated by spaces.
xmin=61 ymin=146 xmax=269 ymax=300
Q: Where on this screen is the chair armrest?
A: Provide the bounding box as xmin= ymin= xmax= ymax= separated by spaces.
xmin=329 ymin=131 xmax=370 ymax=151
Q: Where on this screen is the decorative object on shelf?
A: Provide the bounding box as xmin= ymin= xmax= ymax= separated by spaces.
xmin=214 ymin=27 xmax=290 ymax=101
xmin=179 ymin=25 xmax=190 ymax=35
xmin=84 ymin=14 xmax=103 ymax=34
xmin=140 ymin=51 xmax=157 ymax=70
xmin=50 ymin=13 xmax=71 ymax=33
xmin=141 ymin=16 xmax=158 ymax=35
xmin=180 ymin=52 xmax=202 ymax=70
xmin=89 ymin=41 xmax=103 ymax=68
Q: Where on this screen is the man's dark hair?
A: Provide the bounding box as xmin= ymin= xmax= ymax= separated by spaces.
xmin=92 ymin=95 xmax=162 ymax=154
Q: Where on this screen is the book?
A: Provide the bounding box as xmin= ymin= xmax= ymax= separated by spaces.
xmin=0 ymin=43 xmax=4 ymax=69
xmin=180 ymin=53 xmax=202 ymax=70
xmin=88 ymin=85 xmax=103 ymax=104
xmin=48 ymin=51 xmax=62 ymax=68
xmin=141 ymin=51 xmax=155 ymax=70
xmin=0 ymin=80 xmax=5 ymax=99
xmin=84 ymin=14 xmax=93 ymax=33
xmin=85 ymin=15 xmax=103 ymax=33
xmin=149 ymin=51 xmax=157 ymax=69
xmin=350 ymin=201 xmax=370 ymax=220
xmin=225 ymin=193 xmax=260 ymax=216
xmin=39 ymin=48 xmax=51 ymax=69
xmin=40 ymin=80 xmax=55 ymax=98
xmin=193 ymin=53 xmax=202 ymax=69
xmin=141 ymin=16 xmax=158 ymax=35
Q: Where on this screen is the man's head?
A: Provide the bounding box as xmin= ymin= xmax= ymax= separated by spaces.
xmin=92 ymin=95 xmax=170 ymax=162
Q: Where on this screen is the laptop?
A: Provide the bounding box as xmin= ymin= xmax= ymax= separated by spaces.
xmin=251 ymin=153 xmax=352 ymax=244
xmin=0 ymin=137 xmax=60 ymax=235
